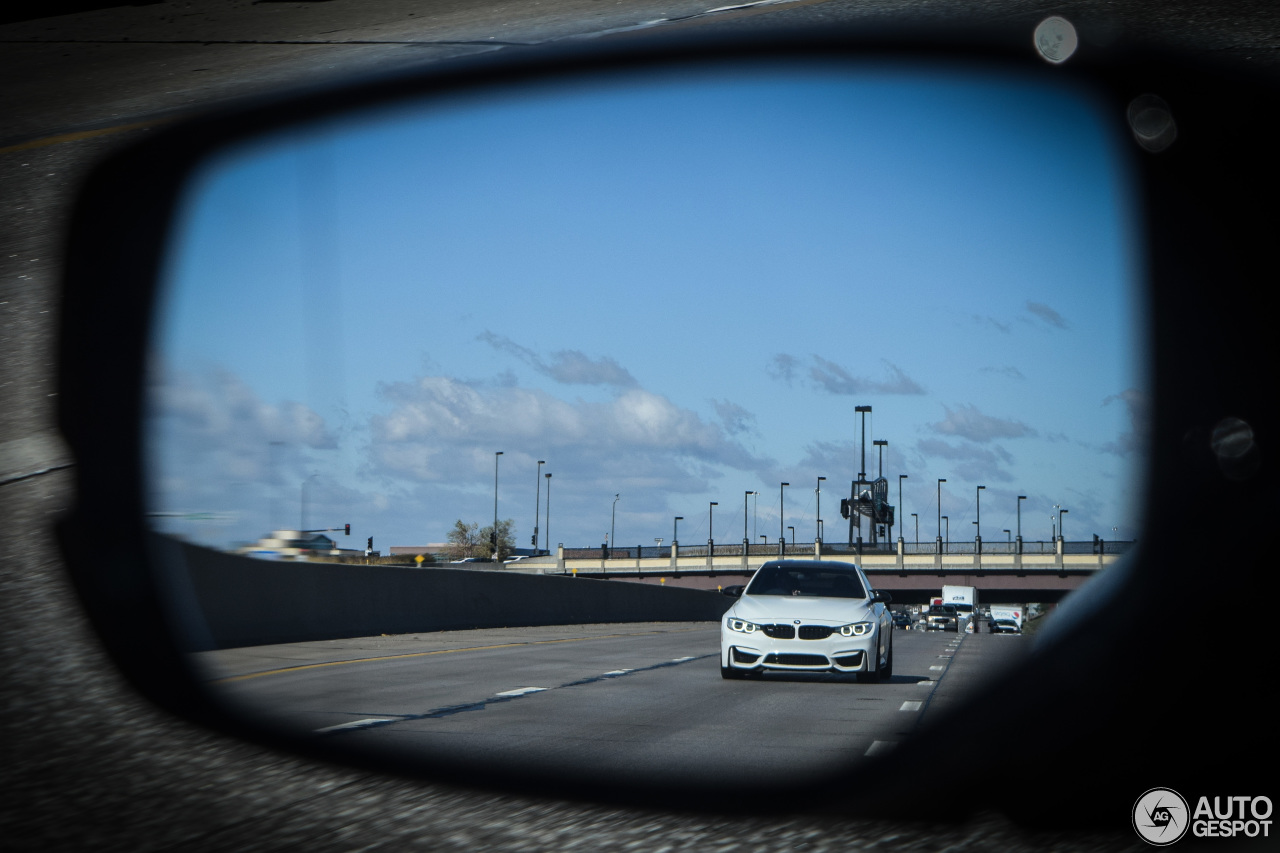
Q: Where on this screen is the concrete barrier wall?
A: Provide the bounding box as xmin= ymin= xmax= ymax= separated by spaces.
xmin=166 ymin=540 xmax=731 ymax=650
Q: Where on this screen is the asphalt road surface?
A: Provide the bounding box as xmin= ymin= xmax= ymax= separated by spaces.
xmin=2 ymin=1 xmax=1277 ymax=851
xmin=198 ymin=624 xmax=1025 ymax=785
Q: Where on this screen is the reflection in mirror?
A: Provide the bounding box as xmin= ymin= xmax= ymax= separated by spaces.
xmin=147 ymin=60 xmax=1146 ymax=785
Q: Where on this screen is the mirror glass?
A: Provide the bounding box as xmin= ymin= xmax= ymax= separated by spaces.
xmin=146 ymin=59 xmax=1146 ymax=784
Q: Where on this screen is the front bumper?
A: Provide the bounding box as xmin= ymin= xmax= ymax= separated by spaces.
xmin=720 ymin=624 xmax=878 ymax=673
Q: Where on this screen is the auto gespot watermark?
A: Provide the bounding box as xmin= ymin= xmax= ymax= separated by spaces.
xmin=1132 ymin=788 xmax=1273 ymax=845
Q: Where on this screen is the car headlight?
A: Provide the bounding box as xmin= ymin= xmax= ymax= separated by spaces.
xmin=838 ymin=622 xmax=874 ymax=637
xmin=726 ymin=618 xmax=759 ymax=634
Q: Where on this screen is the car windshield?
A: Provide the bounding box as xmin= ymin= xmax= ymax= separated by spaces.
xmin=930 ymin=605 xmax=957 ymax=615
xmin=745 ymin=565 xmax=867 ymax=599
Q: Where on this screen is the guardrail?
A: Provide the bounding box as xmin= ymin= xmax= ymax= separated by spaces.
xmin=543 ymin=540 xmax=1125 ymax=575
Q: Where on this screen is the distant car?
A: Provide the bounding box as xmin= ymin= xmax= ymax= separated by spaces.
xmin=720 ymin=559 xmax=893 ymax=682
xmin=450 ymin=556 xmax=490 ymax=563
xmin=503 ymin=555 xmax=530 ymax=564
xmin=891 ymin=611 xmax=912 ymax=629
xmin=926 ymin=604 xmax=959 ymax=632
xmin=988 ymin=618 xmax=1022 ymax=634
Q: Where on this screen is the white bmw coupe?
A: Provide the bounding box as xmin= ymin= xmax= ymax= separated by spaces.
xmin=720 ymin=560 xmax=893 ymax=681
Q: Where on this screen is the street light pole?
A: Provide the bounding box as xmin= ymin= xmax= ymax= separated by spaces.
xmin=780 ymin=482 xmax=789 ymax=556
xmin=816 ymin=476 xmax=826 ymax=545
xmin=855 ymin=405 xmax=871 ymax=480
xmin=976 ymin=484 xmax=986 ymax=553
xmin=897 ymin=474 xmax=908 ymax=544
xmin=937 ymin=478 xmax=946 ymax=553
xmin=874 ymin=439 xmax=887 ymax=479
xmin=673 ymin=516 xmax=683 ymax=559
xmin=533 ymin=460 xmax=544 ymax=553
xmin=493 ymin=451 xmax=503 ymax=560
xmin=544 ymin=473 xmax=551 ymax=555
xmin=1059 ymin=508 xmax=1069 ymax=542
xmin=610 ymin=493 xmax=620 ymax=559
xmin=744 ymin=490 xmax=756 ymax=557
xmin=942 ymin=515 xmax=949 ymax=551
xmin=911 ymin=512 xmax=919 ymax=545
xmin=1016 ymin=494 xmax=1026 ymax=554
xmin=709 ymin=501 xmax=718 ymax=552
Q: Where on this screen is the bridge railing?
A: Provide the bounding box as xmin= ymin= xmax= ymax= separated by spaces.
xmin=564 ymin=539 xmax=1134 ymax=560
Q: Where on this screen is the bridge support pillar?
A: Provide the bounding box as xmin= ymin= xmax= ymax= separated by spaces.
xmin=742 ymin=539 xmax=750 ymax=569
xmin=707 ymin=539 xmax=714 ymax=571
xmin=557 ymin=543 xmax=565 ymax=573
xmin=1015 ymin=536 xmax=1023 ymax=569
xmin=671 ymin=540 xmax=679 ymax=572
xmin=935 ymin=536 xmax=943 ymax=568
xmin=1056 ymin=536 xmax=1064 ymax=569
xmin=974 ymin=536 xmax=982 ymax=568
xmin=896 ymin=537 xmax=904 ymax=569
xmin=636 ymin=545 xmax=642 ymax=573
xmin=814 ymin=538 xmax=822 ymax=560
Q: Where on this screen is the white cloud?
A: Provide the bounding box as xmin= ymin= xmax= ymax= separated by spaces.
xmin=1100 ymin=388 xmax=1150 ymax=456
xmin=767 ymin=354 xmax=925 ymax=396
xmin=368 ymin=375 xmax=769 ymax=484
xmin=478 ymin=331 xmax=638 ymax=387
xmin=930 ymin=403 xmax=1035 ymax=443
xmin=1026 ymin=301 xmax=1068 ymax=329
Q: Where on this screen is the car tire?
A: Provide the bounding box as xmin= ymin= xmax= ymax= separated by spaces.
xmin=880 ymin=633 xmax=894 ymax=680
xmin=721 ymin=664 xmax=745 ymax=680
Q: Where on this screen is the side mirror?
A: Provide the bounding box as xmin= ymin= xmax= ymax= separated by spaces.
xmin=721 ymin=585 xmax=744 ymax=598
xmin=871 ymin=591 xmax=893 ymax=605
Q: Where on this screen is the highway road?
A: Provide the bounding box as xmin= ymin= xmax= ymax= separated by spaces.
xmin=199 ymin=623 xmax=1027 ymax=784
xmin=3 ymin=1 xmax=1277 ymax=851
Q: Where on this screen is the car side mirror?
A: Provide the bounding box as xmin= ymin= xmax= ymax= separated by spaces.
xmin=53 ymin=18 xmax=1279 ymax=828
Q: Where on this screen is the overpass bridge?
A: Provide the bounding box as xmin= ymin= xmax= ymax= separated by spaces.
xmin=513 ymin=539 xmax=1133 ymax=605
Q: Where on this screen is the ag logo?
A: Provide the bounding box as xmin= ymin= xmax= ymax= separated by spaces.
xmin=1134 ymin=788 xmax=1190 ymax=845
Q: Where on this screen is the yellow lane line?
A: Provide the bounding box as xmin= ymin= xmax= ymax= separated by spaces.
xmin=210 ymin=626 xmax=710 ymax=684
xmin=0 ymin=117 xmax=176 ymax=155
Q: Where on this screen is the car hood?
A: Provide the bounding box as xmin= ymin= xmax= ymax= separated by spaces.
xmin=729 ymin=594 xmax=876 ymax=624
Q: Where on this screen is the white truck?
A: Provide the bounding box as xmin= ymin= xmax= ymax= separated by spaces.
xmin=987 ymin=605 xmax=1024 ymax=634
xmin=941 ymin=585 xmax=979 ymax=632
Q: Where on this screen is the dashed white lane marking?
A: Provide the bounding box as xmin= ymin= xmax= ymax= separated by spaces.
xmin=930 ymin=665 xmax=945 ymax=671
xmin=671 ymin=656 xmax=695 ymax=662
xmin=314 ymin=718 xmax=392 ymax=733
xmin=495 ymin=687 xmax=547 ymax=697
xmin=865 ymin=740 xmax=896 ymax=756
xmin=915 ymin=680 xmax=935 ymax=686
xmin=602 ymin=670 xmax=632 ymax=676
xmin=899 ymin=701 xmax=923 ymax=712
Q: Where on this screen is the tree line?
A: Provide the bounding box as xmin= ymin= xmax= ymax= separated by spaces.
xmin=445 ymin=518 xmax=516 ymax=561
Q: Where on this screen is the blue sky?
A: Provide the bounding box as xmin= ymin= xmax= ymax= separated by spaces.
xmin=147 ymin=59 xmax=1147 ymax=552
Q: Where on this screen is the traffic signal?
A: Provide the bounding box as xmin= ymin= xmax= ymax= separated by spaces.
xmin=839 ymin=498 xmax=851 ymax=519
xmin=367 ymin=537 xmax=373 ymax=550
xmin=531 ymin=534 xmax=537 ymax=546
xmin=344 ymin=524 xmax=350 ymax=535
